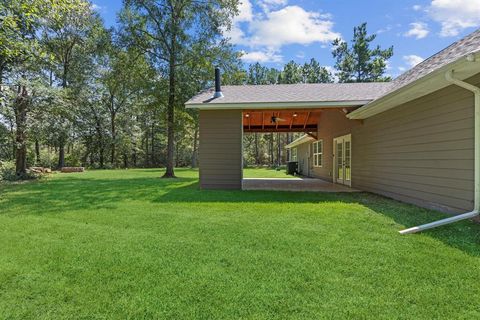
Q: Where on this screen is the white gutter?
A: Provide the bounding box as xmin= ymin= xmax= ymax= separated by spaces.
xmin=400 ymin=69 xmax=480 ymax=234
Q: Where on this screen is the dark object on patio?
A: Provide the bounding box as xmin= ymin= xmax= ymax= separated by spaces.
xmin=61 ymin=167 xmax=85 ymax=173
xmin=286 ymin=161 xmax=298 ymax=175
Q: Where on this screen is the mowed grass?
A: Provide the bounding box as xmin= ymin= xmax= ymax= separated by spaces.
xmin=243 ymin=167 xmax=294 ymax=178
xmin=1 ymin=169 xmax=480 ymax=319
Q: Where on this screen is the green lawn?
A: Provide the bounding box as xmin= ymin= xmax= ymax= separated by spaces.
xmin=243 ymin=167 xmax=294 ymax=178
xmin=1 ymin=169 xmax=480 ymax=319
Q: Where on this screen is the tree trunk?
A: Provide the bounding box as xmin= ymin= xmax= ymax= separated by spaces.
xmin=8 ymin=117 xmax=15 ymax=160
xmin=58 ymin=142 xmax=65 ymax=169
xmin=58 ymin=60 xmax=68 ymax=169
xmin=163 ymin=37 xmax=176 ymax=178
xmin=99 ymin=148 xmax=104 ymax=168
xmin=92 ymin=108 xmax=105 ymax=169
xmin=35 ymin=139 xmax=41 ymax=164
xmin=123 ymin=152 xmax=128 ymax=168
xmin=132 ymin=123 xmax=137 ymax=167
xmin=144 ymin=127 xmax=149 ymax=167
xmin=110 ymin=96 xmax=116 ymax=167
xmin=62 ymin=61 xmax=68 ymax=88
xmin=150 ymin=119 xmax=155 ymax=166
xmin=14 ymin=86 xmax=28 ymax=177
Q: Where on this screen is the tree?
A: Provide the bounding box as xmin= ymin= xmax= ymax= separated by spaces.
xmin=332 ymin=23 xmax=393 ymax=83
xmin=278 ymin=61 xmax=302 ymax=84
xmin=0 ymin=0 xmax=69 ymax=176
xmin=42 ymin=0 xmax=102 ymax=168
xmin=120 ymin=0 xmax=239 ymax=178
xmin=99 ymin=46 xmax=150 ymax=167
xmin=247 ymin=63 xmax=279 ymax=85
xmin=302 ymin=58 xmax=333 ymax=83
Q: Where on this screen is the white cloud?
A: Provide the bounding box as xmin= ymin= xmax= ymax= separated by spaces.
xmin=296 ymin=51 xmax=305 ymax=59
xmin=427 ymin=0 xmax=480 ymax=36
xmin=91 ymin=3 xmax=104 ymax=11
xmin=412 ymin=4 xmax=422 ymax=11
xmin=241 ymin=50 xmax=283 ymax=63
xmin=403 ymin=55 xmax=424 ymax=68
xmin=247 ymin=6 xmax=340 ymax=48
xmin=259 ymin=0 xmax=288 ymax=12
xmin=224 ymin=0 xmax=253 ymax=44
xmin=404 ymin=22 xmax=429 ymax=39
xmin=226 ymin=2 xmax=340 ymax=63
xmin=236 ymin=0 xmax=254 ymax=22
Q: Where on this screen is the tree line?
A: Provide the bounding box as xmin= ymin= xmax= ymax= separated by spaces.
xmin=0 ymin=0 xmax=393 ymax=179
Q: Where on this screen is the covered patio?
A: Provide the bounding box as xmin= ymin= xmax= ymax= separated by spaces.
xmin=185 ymin=76 xmax=390 ymax=190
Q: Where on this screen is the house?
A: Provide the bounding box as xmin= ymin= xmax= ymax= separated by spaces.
xmin=186 ymin=29 xmax=480 ymax=223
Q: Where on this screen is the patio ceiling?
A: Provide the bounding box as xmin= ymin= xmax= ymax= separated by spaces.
xmin=242 ymin=108 xmax=355 ymax=133
xmin=243 ymin=110 xmax=319 ymax=133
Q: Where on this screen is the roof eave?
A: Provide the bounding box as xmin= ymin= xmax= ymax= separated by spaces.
xmin=285 ymin=134 xmax=314 ymax=149
xmin=185 ymin=100 xmax=372 ymax=110
xmin=348 ymin=52 xmax=480 ymax=120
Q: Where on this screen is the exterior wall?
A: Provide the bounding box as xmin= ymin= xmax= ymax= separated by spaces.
xmin=198 ymin=75 xmax=478 ymax=213
xmin=290 ymin=74 xmax=479 ymax=213
xmin=296 ymin=111 xmax=361 ymax=181
xmin=351 ymin=74 xmax=480 ymax=213
xmin=199 ymin=110 xmax=243 ymax=189
xmin=296 ymin=142 xmax=311 ymax=176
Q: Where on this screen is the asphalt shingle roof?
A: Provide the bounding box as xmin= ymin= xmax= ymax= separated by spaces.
xmin=387 ymin=28 xmax=480 ymax=94
xmin=186 ymin=28 xmax=480 ymax=107
xmin=186 ymin=82 xmax=393 ymax=105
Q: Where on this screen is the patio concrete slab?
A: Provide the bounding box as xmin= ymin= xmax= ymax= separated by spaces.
xmin=242 ymin=178 xmax=359 ymax=192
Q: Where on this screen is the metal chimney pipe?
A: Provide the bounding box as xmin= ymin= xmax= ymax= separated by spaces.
xmin=213 ymin=67 xmax=224 ymax=98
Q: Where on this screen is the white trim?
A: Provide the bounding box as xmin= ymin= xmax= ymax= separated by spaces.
xmin=313 ymin=140 xmax=323 ymax=167
xmin=285 ymin=134 xmax=314 ymax=149
xmin=186 ymin=100 xmax=371 ymax=110
xmin=333 ymin=134 xmax=352 ymax=187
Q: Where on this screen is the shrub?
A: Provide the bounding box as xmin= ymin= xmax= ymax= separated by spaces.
xmin=0 ymin=161 xmax=42 ymax=182
xmin=35 ymin=152 xmax=57 ymax=169
xmin=0 ymin=161 xmax=17 ymax=181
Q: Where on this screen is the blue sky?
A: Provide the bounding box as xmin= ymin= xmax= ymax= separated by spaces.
xmin=92 ymin=0 xmax=480 ymax=78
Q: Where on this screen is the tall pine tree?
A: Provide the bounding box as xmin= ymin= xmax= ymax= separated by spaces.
xmin=332 ymin=23 xmax=393 ymax=83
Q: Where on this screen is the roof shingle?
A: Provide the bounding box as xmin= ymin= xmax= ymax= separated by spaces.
xmin=387 ymin=28 xmax=480 ymax=94
xmin=186 ymin=82 xmax=393 ymax=105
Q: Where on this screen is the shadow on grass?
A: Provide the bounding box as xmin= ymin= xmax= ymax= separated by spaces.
xmin=1 ymin=173 xmax=480 ymax=256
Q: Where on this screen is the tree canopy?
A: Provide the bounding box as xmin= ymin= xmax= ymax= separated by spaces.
xmin=0 ymin=2 xmax=394 ymax=178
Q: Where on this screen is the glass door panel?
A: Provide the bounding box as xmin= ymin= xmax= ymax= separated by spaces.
xmin=336 ymin=141 xmax=343 ymax=184
xmin=334 ymin=135 xmax=351 ymax=187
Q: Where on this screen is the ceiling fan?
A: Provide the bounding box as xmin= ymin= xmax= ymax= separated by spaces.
xmin=271 ymin=114 xmax=287 ymax=124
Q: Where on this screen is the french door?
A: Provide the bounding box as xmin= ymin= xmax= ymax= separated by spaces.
xmin=333 ymin=134 xmax=351 ymax=187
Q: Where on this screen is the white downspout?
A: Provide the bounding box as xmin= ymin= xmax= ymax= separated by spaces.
xmin=399 ymin=69 xmax=480 ymax=234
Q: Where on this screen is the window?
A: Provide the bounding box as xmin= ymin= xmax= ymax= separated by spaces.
xmin=290 ymin=147 xmax=298 ymax=161
xmin=313 ymin=140 xmax=323 ymax=167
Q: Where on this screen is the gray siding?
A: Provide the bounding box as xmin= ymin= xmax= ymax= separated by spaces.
xmin=311 ymin=111 xmax=361 ymax=181
xmin=352 ymin=75 xmax=480 ymax=213
xmin=199 ymin=110 xmax=243 ymax=189
xmin=296 ymin=142 xmax=311 ymax=176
